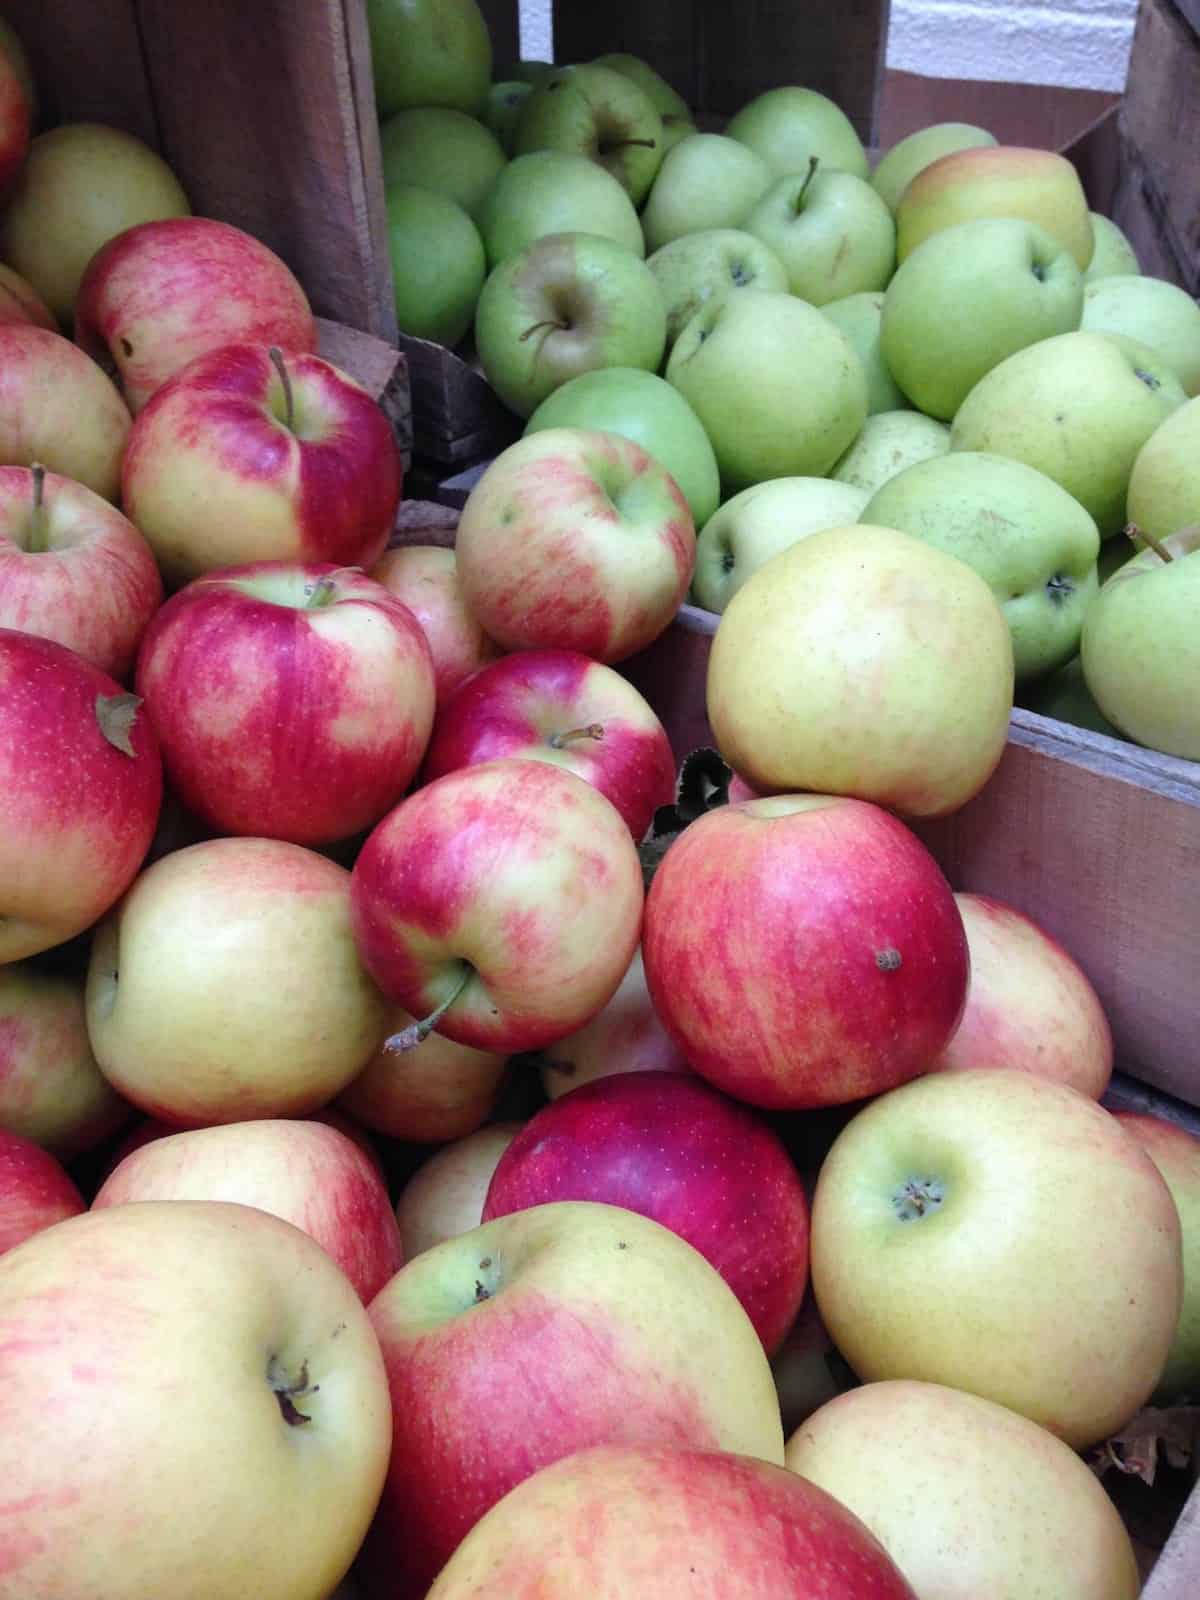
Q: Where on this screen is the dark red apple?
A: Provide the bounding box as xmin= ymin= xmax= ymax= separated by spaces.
xmin=0 ymin=1128 xmax=85 ymax=1255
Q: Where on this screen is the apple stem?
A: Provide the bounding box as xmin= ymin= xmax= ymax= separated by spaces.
xmin=27 ymin=463 xmax=47 ymax=554
xmin=795 ymin=154 xmax=820 ymax=211
xmin=384 ymin=965 xmax=474 ymax=1053
xmin=605 ymin=137 xmax=657 ymax=151
xmin=1125 ymin=521 xmax=1174 ymax=564
xmin=547 ymin=722 xmax=605 ymax=749
xmin=519 ymin=318 xmax=570 ymax=343
xmin=304 ymin=575 xmax=340 ymax=608
xmin=268 ymin=345 xmax=295 ymax=432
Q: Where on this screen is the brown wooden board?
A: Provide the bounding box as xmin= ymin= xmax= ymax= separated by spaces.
xmin=315 ymin=317 xmax=412 ymax=467
xmin=2 ymin=0 xmax=159 ymax=143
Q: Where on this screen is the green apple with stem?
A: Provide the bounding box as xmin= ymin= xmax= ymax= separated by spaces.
xmin=667 ymin=289 xmax=867 ymax=491
xmin=475 ymin=232 xmax=666 ymax=419
xmin=640 ymin=134 xmax=773 ymax=253
xmin=484 ymin=82 xmax=532 ymax=155
xmin=385 ymin=185 xmax=485 ymax=347
xmin=870 ymin=121 xmax=997 ymax=212
xmin=820 ymin=292 xmax=907 ymax=415
xmin=1085 ymin=213 xmax=1140 ymax=281
xmin=367 ymin=0 xmax=491 ymax=118
xmin=725 ymin=86 xmax=868 ymax=180
xmin=1126 ymin=396 xmax=1200 ymax=544
xmin=592 ymin=52 xmax=696 ymax=151
xmin=1082 ymin=275 xmax=1200 ymax=396
xmin=881 ymin=217 xmax=1084 ymax=420
xmin=745 ymin=158 xmax=895 ymax=307
xmin=862 ymin=451 xmax=1100 ymax=681
xmin=648 ymin=228 xmax=788 ymax=350
xmin=476 ymin=151 xmax=645 ymax=265
xmin=1081 ymin=523 xmax=1200 ymax=759
xmin=513 ymin=64 xmax=664 ymax=205
xmin=951 ymin=331 xmax=1187 ymax=538
xmin=829 ymin=410 xmax=951 ymax=497
xmin=378 ymin=109 xmax=506 ymax=216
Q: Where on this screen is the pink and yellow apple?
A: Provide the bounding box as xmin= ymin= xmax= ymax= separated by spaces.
xmin=395 ymin=1122 xmax=524 ymax=1258
xmin=0 ymin=262 xmax=55 ymax=329
xmin=339 ymin=1015 xmax=509 ymax=1143
xmin=0 ymin=1127 xmax=85 ymax=1255
xmin=0 ymin=323 xmax=131 ymax=500
xmin=370 ymin=544 xmax=501 ymax=707
xmin=539 ymin=945 xmax=690 ymax=1101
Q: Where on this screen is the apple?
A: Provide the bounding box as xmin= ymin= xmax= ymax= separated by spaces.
xmin=667 ymin=290 xmax=868 ymax=491
xmin=525 ymin=367 xmax=720 ymax=528
xmin=1020 ymin=655 xmax=1122 ymax=738
xmin=425 ymin=1444 xmax=919 ymax=1599
xmin=1082 ymin=274 xmax=1200 ymax=396
xmin=725 ymin=86 xmax=868 ymax=181
xmin=0 ymin=464 xmax=162 ymax=679
xmin=422 ymin=649 xmax=676 ymax=842
xmin=819 ymin=292 xmax=907 ymax=415
xmin=339 ymin=1013 xmax=508 ymax=1143
xmin=931 ymin=893 xmax=1113 ymax=1097
xmin=370 ymin=544 xmax=501 ymax=707
xmin=454 ymin=428 xmax=695 ymax=663
xmin=0 ymin=123 xmax=190 ymax=326
xmin=350 ymin=758 xmax=643 ymax=1054
xmin=1086 ymin=212 xmax=1140 ymax=281
xmin=705 ymin=525 xmax=1013 ymax=815
xmin=0 ymin=1128 xmax=85 ymax=1255
xmin=385 ymin=183 xmax=486 ymax=347
xmin=771 ymin=1295 xmax=845 ymax=1436
xmin=1126 ymin=395 xmax=1200 ymax=543
xmin=1080 ymin=525 xmax=1200 ymax=759
xmin=0 ymin=261 xmax=55 ymax=329
xmin=642 ymin=794 xmax=968 ymax=1111
xmin=136 ymin=561 xmax=434 ymax=844
xmin=861 ymin=451 xmax=1100 ymax=681
xmin=514 ymin=63 xmax=664 ymax=205
xmin=810 ymin=1068 xmax=1182 ymax=1448
xmin=592 ymin=52 xmax=693 ymax=134
xmin=485 ymin=81 xmax=532 ymax=154
xmin=786 ymin=1380 xmax=1141 ymax=1599
xmin=0 ymin=1200 xmax=392 ymax=1597
xmin=74 ymin=216 xmax=317 ymax=414
xmin=647 ymin=228 xmax=789 ymax=350
xmin=396 ymin=1123 xmax=523 ymax=1258
xmin=93 ymin=1117 xmax=403 ymax=1303
xmin=85 ymin=837 xmax=389 ymax=1126
xmin=378 ymin=107 xmax=506 ymax=216
xmin=367 ymin=0 xmax=491 ymax=118
xmin=745 ymin=165 xmax=895 ymax=306
xmin=474 ymin=232 xmax=667 ymax=419
xmin=828 ymin=410 xmax=951 ymax=497
xmin=0 ymin=31 xmax=29 ymax=197
xmin=880 ymin=217 xmax=1085 ymax=420
xmin=476 ymin=151 xmax=645 ymax=266
xmin=537 ymin=946 xmax=691 ymax=1101
xmin=357 ymin=1201 xmax=787 ymax=1598
xmin=870 ymin=121 xmax=997 ymax=212
xmin=640 ymin=133 xmax=773 ymax=253
xmin=483 ymin=1071 xmax=810 ymax=1353
xmin=0 ymin=323 xmax=131 ymax=500
xmin=950 ymin=331 xmax=1187 ymax=538
xmin=896 ymin=146 xmax=1094 ymax=269
xmin=692 ymin=476 xmax=869 ymax=614
xmin=1112 ymin=1112 xmax=1200 ymax=1402
xmin=121 ymin=342 xmax=403 ymax=587
xmin=0 ymin=629 xmax=161 ymax=964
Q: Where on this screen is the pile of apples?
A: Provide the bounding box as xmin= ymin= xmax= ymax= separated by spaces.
xmin=373 ymin=0 xmax=1200 ymax=766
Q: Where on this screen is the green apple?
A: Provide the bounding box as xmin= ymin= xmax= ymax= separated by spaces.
xmin=666 ymin=289 xmax=868 ymax=492
xmin=592 ymin=52 xmax=695 ymax=151
xmin=1126 ymin=396 xmax=1200 ymax=543
xmin=819 ymin=293 xmax=906 ymax=415
xmin=692 ymin=477 xmax=869 ymax=613
xmin=385 ymin=184 xmax=486 ymax=346
xmin=1081 ymin=525 xmax=1200 ymax=759
xmin=485 ymin=82 xmax=533 ymax=155
xmin=1086 ymin=213 xmax=1140 ymax=282
xmin=647 ymin=228 xmax=789 ymax=349
xmin=476 ymin=151 xmax=645 ymax=266
xmin=951 ymin=332 xmax=1188 ymax=538
xmin=1081 ymin=275 xmax=1200 ymax=396
xmin=896 ymin=146 xmax=1094 ymax=270
xmin=870 ymin=122 xmax=997 ymax=212
xmin=367 ymin=0 xmax=491 ymax=118
xmin=1021 ymin=656 xmax=1121 ymax=738
xmin=863 ymin=452 xmax=1101 ymax=680
xmin=513 ymin=64 xmax=664 ymax=205
xmin=475 ymin=232 xmax=667 ymax=418
xmin=880 ymin=217 xmax=1084 ymax=420
xmin=829 ymin=410 xmax=951 ymax=497
xmin=641 ymin=134 xmax=773 ymax=253
xmin=378 ymin=108 xmax=506 ymax=217
xmin=744 ymin=165 xmax=895 ymax=306
xmin=525 ymin=367 xmax=720 ymax=527
xmin=725 ymin=87 xmax=868 ymax=180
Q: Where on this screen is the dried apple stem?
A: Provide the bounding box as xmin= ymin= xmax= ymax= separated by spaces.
xmin=27 ymin=463 xmax=47 ymax=554
xmin=268 ymin=345 xmax=295 ymax=432
xmin=1125 ymin=521 xmax=1174 ymax=564
xmin=547 ymin=722 xmax=605 ymax=749
xmin=385 ymin=965 xmax=473 ymax=1053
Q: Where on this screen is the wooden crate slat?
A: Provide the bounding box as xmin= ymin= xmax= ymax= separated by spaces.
xmin=1143 ymin=1479 xmax=1200 ymax=1599
xmin=476 ymin=0 xmax=521 ymax=69
xmin=2 ymin=0 xmax=159 ymax=143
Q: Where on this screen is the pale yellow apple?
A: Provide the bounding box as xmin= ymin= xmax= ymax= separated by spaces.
xmin=1126 ymin=395 xmax=1200 ymax=543
xmin=1085 ymin=212 xmax=1140 ymax=281
xmin=338 ymin=1009 xmax=508 ymax=1141
xmin=396 ymin=1122 xmax=524 ymax=1258
xmin=1082 ymin=274 xmax=1200 ymax=396
xmin=829 ymin=410 xmax=950 ymax=497
xmin=538 ymin=945 xmax=691 ymax=1099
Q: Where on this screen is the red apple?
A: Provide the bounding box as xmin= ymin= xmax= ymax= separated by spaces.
xmin=136 ymin=561 xmax=435 ymax=846
xmin=423 ymin=649 xmax=677 ymax=840
xmin=931 ymin=892 xmax=1113 ymax=1098
xmin=122 ymin=342 xmax=403 ymax=587
xmin=0 ymin=465 xmax=162 ymax=679
xmin=395 ymin=1123 xmax=524 ymax=1259
xmin=0 ymin=262 xmax=55 ymax=329
xmin=0 ymin=40 xmax=30 ymax=197
xmin=371 ymin=544 xmax=501 ymax=707
xmin=0 ymin=323 xmax=131 ymax=499
xmin=98 ymin=1105 xmax=385 ymax=1186
xmin=338 ymin=1010 xmax=509 ymax=1142
xmin=454 ymin=428 xmax=696 ymax=664
xmin=0 ymin=629 xmax=162 ymax=963
xmin=642 ymin=794 xmax=969 ymax=1108
xmin=0 ymin=1127 xmax=85 ymax=1254
xmin=483 ymin=1071 xmax=810 ymax=1353
xmin=92 ymin=1117 xmax=403 ymax=1303
xmin=74 ymin=215 xmax=317 ymax=413
xmin=350 ymin=758 xmax=644 ymax=1053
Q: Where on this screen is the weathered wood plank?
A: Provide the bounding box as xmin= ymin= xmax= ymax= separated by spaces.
xmin=1 ymin=0 xmax=158 ymax=142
